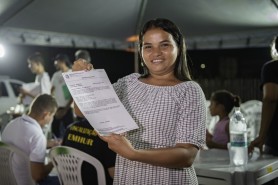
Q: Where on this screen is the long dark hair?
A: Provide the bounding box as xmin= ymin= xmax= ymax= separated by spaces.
xmin=138 ymin=18 xmax=192 ymax=81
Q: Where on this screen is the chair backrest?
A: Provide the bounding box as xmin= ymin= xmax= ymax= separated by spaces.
xmin=240 ymin=100 xmax=262 ymax=143
xmin=0 ymin=141 xmax=35 ymax=185
xmin=205 ymin=100 xmax=219 ymax=134
xmin=49 ymin=146 xmax=106 ymax=185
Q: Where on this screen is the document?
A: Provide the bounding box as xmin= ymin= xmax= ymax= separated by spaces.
xmin=22 ymin=82 xmax=40 ymax=105
xmin=62 ymin=69 xmax=138 ymax=135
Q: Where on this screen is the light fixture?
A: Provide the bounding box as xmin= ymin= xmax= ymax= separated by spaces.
xmin=93 ymin=41 xmax=97 ymax=48
xmin=0 ymin=43 xmax=5 ymax=58
xmin=71 ymin=39 xmax=76 ymax=47
xmin=45 ymin=36 xmax=51 ymax=43
xmin=126 ymin=35 xmax=139 ymax=42
xmin=20 ymin=34 xmax=26 ymax=43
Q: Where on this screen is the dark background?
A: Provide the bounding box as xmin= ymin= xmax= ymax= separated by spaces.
xmin=0 ymin=44 xmax=271 ymax=101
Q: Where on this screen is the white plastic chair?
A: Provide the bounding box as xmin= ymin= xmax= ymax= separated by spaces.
xmin=240 ymin=100 xmax=262 ymax=143
xmin=205 ymin=100 xmax=219 ymax=134
xmin=0 ymin=141 xmax=35 ymax=185
xmin=49 ymin=146 xmax=106 ymax=185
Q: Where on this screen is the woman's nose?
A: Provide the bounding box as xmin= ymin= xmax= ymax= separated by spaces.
xmin=152 ymin=46 xmax=162 ymax=56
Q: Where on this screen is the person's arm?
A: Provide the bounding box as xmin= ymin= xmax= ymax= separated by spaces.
xmin=206 ymin=129 xmax=213 ymax=140
xmin=101 ymin=134 xmax=198 ymax=168
xmin=249 ymin=82 xmax=278 ymax=153
xmin=258 ymin=82 xmax=278 ymax=140
xmin=30 ymin=162 xmax=53 ymax=182
xmin=206 ymin=138 xmax=228 ymax=150
xmin=20 ymin=88 xmax=36 ymax=99
xmin=50 ymin=86 xmax=55 ymax=95
xmin=107 ymin=167 xmax=115 ymax=178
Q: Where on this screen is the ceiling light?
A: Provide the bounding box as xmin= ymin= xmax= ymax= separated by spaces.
xmin=126 ymin=35 xmax=139 ymax=42
xmin=0 ymin=44 xmax=5 ymax=58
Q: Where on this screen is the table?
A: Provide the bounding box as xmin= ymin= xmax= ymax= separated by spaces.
xmin=194 ymin=149 xmax=278 ymax=185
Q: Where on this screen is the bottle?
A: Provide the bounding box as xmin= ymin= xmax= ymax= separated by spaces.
xmin=229 ymin=105 xmax=248 ymax=166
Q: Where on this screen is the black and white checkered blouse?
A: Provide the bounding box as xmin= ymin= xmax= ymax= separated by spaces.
xmin=112 ymin=73 xmax=206 ymax=185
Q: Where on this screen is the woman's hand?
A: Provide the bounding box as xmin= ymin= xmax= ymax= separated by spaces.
xmin=100 ymin=133 xmax=136 ymax=160
xmin=72 ymin=59 xmax=94 ymax=72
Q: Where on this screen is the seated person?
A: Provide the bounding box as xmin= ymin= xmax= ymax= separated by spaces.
xmin=206 ymin=90 xmax=241 ymax=150
xmin=62 ymin=110 xmax=116 ymax=185
xmin=2 ymin=94 xmax=60 ymax=185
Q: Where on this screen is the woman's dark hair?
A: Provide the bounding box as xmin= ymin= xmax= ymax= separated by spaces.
xmin=210 ymin=90 xmax=241 ymax=113
xmin=138 ymin=18 xmax=191 ymax=81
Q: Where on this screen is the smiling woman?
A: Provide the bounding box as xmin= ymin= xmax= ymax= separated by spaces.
xmin=0 ymin=43 xmax=5 ymax=58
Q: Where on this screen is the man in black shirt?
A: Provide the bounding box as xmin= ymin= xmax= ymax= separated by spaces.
xmin=62 ymin=119 xmax=116 ymax=185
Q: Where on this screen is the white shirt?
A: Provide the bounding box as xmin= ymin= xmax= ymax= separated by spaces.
xmin=51 ymin=70 xmax=72 ymax=107
xmin=2 ymin=115 xmax=46 ymax=185
xmin=35 ymin=72 xmax=51 ymax=95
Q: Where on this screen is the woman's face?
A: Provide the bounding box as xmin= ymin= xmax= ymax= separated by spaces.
xmin=141 ymin=28 xmax=178 ymax=76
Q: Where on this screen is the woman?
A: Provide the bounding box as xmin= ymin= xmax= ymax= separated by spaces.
xmin=73 ymin=18 xmax=206 ymax=184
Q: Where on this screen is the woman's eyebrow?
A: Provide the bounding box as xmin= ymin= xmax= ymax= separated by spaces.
xmin=143 ymin=40 xmax=171 ymax=45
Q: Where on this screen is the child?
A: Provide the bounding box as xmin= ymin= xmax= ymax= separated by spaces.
xmin=206 ymin=90 xmax=241 ymax=149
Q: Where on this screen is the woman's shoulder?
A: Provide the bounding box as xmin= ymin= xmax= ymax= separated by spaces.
xmin=178 ymin=80 xmax=203 ymax=92
xmin=115 ymin=73 xmax=141 ymax=84
xmin=174 ymin=80 xmax=206 ymax=101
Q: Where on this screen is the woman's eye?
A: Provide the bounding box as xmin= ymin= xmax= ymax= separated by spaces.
xmin=161 ymin=43 xmax=170 ymax=48
xmin=143 ymin=45 xmax=152 ymax=50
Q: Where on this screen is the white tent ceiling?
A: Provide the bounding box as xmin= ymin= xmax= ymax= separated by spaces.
xmin=0 ymin=0 xmax=278 ymax=50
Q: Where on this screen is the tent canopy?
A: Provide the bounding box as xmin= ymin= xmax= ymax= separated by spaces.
xmin=0 ymin=0 xmax=278 ymax=50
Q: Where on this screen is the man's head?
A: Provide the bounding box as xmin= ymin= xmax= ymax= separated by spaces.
xmin=54 ymin=53 xmax=71 ymax=71
xmin=74 ymin=50 xmax=91 ymax=63
xmin=28 ymin=94 xmax=58 ymax=127
xmin=27 ymin=53 xmax=45 ymax=74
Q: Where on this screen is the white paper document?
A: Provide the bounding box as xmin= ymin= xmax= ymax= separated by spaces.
xmin=62 ymin=69 xmax=138 ymax=135
xmin=22 ymin=82 xmax=40 ymax=105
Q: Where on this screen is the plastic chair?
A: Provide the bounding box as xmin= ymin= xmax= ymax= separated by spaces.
xmin=0 ymin=141 xmax=35 ymax=185
xmin=205 ymin=100 xmax=219 ymax=134
xmin=240 ymin=100 xmax=262 ymax=143
xmin=49 ymin=146 xmax=106 ymax=185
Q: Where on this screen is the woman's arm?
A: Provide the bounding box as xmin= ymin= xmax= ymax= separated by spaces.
xmin=101 ymin=134 xmax=198 ymax=168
